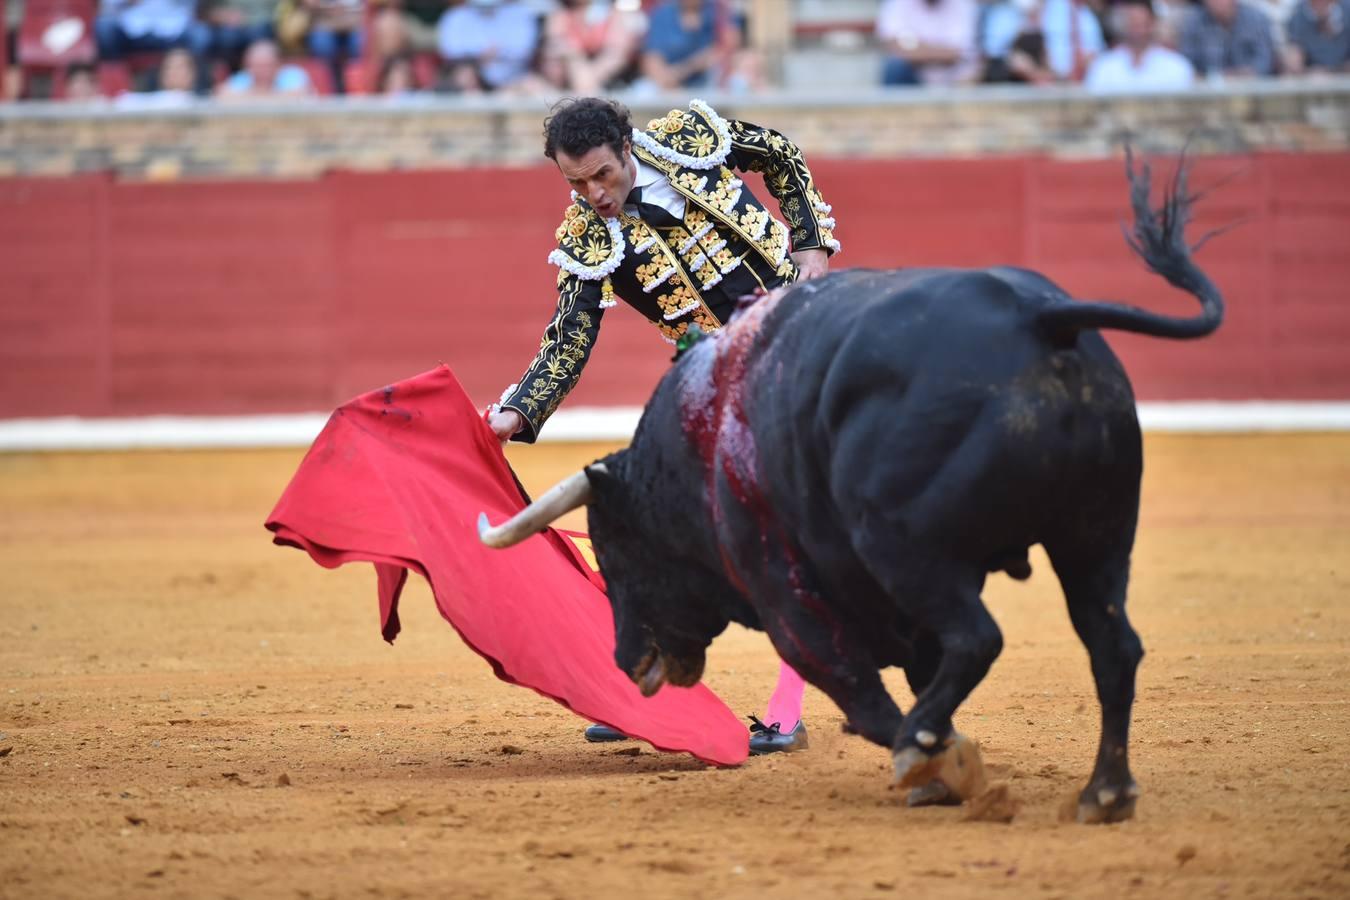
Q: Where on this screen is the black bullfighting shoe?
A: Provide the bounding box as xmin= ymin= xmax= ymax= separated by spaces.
xmin=584 ymin=724 xmax=629 ymax=742
xmin=748 ymin=716 xmax=809 ymax=755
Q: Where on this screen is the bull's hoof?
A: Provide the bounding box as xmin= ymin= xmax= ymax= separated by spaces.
xmin=906 ymin=780 xmax=961 ymax=807
xmin=1075 ymin=782 xmax=1140 ymax=825
xmin=893 ymin=733 xmax=988 ymax=803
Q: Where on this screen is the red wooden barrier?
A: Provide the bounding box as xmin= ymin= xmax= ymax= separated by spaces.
xmin=2 ymin=153 xmax=1348 ymax=420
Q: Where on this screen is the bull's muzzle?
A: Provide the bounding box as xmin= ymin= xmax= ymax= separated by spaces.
xmin=628 ymin=646 xmax=706 ymax=697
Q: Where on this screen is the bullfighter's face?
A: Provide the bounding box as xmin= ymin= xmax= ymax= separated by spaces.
xmin=555 ymin=141 xmax=637 ymax=221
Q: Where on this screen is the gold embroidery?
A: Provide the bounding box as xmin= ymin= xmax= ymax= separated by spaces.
xmin=552 ymin=203 xmax=621 ymax=279
xmin=511 ymin=277 xmax=599 ymax=433
xmin=636 ymin=259 xmax=674 ymax=291
xmin=659 ymin=322 xmax=688 ymax=342
xmin=712 ymin=247 xmax=739 ymax=273
xmin=726 ymin=117 xmax=838 ymax=254
xmin=656 ymin=284 xmax=699 ymax=320
xmin=675 ymin=171 xmax=709 ymax=194
xmin=621 ymin=208 xmax=707 ymax=321
xmin=738 ymin=207 xmax=769 ymax=239
xmin=579 ymin=236 xmax=612 ymax=266
xmin=692 ymin=307 xmax=722 ymax=331
xmin=681 ymin=128 xmax=717 ymax=158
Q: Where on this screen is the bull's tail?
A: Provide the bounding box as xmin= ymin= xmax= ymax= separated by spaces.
xmin=1035 ymin=148 xmax=1226 ymax=343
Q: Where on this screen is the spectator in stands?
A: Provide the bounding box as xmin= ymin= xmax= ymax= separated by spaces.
xmin=436 ymin=0 xmax=543 ymax=93
xmin=202 ymin=0 xmax=275 ymax=76
xmin=1154 ymin=0 xmax=1196 ymax=48
xmin=115 ymin=45 xmax=198 ymax=105
xmin=95 ymin=0 xmax=215 ymax=93
xmin=984 ymin=0 xmax=1105 ymax=81
xmin=305 ymin=0 xmax=364 ymax=93
xmin=1085 ymin=1 xmax=1195 ymax=90
xmin=541 ymin=0 xmax=645 ymax=93
xmin=714 ymin=3 xmax=766 ymax=92
xmin=982 ymin=0 xmax=1056 ymax=83
xmin=63 ymin=63 xmax=101 ymax=100
xmin=877 ymin=0 xmax=981 ymax=86
xmin=1180 ymin=0 xmax=1278 ymax=77
xmin=4 ymin=0 xmax=22 ymax=100
xmin=370 ymin=0 xmax=448 ymax=57
xmin=637 ymin=0 xmax=718 ymax=90
xmin=215 ymin=36 xmax=315 ymax=98
xmin=376 ymin=49 xmax=424 ymax=92
xmin=1248 ymin=0 xmax=1299 ymax=46
xmin=1283 ymin=0 xmax=1350 ymax=72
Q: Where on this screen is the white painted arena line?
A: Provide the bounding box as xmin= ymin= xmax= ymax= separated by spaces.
xmin=0 ymin=403 xmax=1348 ymax=451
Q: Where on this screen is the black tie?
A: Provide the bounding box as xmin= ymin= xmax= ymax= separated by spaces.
xmin=627 ymin=187 xmax=682 ymax=230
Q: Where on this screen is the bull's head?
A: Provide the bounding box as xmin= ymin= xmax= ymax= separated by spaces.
xmin=479 ymin=452 xmax=728 ymax=697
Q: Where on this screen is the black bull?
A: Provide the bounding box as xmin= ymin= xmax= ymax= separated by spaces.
xmin=481 ymin=154 xmax=1224 ymax=824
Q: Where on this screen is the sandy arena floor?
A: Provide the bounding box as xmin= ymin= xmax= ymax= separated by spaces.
xmin=1 ymin=434 xmax=1348 ymax=899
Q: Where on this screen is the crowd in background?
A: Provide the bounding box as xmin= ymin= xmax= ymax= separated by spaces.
xmin=878 ymin=0 xmax=1349 ymax=92
xmin=3 ymin=0 xmax=762 ymax=101
xmin=1 ymin=0 xmax=1346 ymax=102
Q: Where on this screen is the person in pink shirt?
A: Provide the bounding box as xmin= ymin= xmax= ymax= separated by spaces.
xmin=877 ymin=0 xmax=980 ymax=86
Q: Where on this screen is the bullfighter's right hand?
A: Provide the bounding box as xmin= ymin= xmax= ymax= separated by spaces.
xmin=488 ymin=409 xmax=525 ymax=444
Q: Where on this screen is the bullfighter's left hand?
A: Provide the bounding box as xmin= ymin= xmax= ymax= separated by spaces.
xmin=792 ymin=248 xmax=829 ymax=281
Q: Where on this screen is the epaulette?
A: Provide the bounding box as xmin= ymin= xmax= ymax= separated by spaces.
xmin=631 ymin=98 xmax=733 ymax=172
xmin=547 ymin=199 xmax=625 ymax=281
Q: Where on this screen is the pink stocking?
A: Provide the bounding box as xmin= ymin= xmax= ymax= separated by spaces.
xmin=763 ymin=660 xmax=806 ymax=731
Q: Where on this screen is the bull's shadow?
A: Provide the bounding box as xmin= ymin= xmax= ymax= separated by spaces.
xmin=482 ymin=151 xmax=1225 ymax=825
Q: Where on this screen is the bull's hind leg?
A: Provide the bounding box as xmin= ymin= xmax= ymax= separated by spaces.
xmin=1046 ymin=537 xmax=1144 ymax=824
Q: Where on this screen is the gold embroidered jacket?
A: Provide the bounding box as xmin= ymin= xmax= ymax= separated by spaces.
xmin=501 ymin=99 xmax=840 ymax=443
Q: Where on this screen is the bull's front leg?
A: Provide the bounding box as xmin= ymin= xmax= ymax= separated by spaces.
xmin=759 ymin=597 xmax=904 ymax=749
xmin=875 ymin=564 xmax=1000 ymax=804
xmin=728 ymin=542 xmax=903 ymax=747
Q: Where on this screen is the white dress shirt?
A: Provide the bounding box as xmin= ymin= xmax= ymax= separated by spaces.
xmin=624 ymin=156 xmax=687 ymax=221
xmin=1085 ymin=44 xmax=1195 ymax=92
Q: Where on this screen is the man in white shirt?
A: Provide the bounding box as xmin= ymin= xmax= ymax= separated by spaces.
xmin=1086 ymin=1 xmax=1195 ymax=91
xmin=95 ymin=0 xmax=214 ymax=94
xmin=436 ymin=0 xmax=543 ymax=93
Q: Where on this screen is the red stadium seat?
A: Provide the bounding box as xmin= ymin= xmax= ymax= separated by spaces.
xmin=347 ymin=53 xmax=440 ymax=94
xmin=296 ymin=56 xmax=334 ymax=95
xmin=343 ymin=58 xmax=371 ymax=94
xmin=96 ymin=60 xmax=131 ymax=96
xmin=18 ymin=0 xmax=96 ymax=67
xmin=412 ymin=52 xmax=437 ymax=90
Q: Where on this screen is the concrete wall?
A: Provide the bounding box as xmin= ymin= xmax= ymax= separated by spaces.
xmin=1 ymin=81 xmax=1349 ymax=179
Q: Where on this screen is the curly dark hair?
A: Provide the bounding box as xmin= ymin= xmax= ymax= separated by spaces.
xmin=543 ymin=97 xmax=633 ymax=162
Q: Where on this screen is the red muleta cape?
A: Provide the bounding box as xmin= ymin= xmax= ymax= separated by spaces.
xmin=264 ymin=365 xmax=748 ymax=766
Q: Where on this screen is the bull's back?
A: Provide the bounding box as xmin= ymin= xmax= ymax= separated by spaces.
xmin=747 ymin=268 xmax=1141 ymax=552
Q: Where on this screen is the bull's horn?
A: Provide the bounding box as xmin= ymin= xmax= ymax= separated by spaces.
xmin=477 ymin=468 xmax=599 ymax=548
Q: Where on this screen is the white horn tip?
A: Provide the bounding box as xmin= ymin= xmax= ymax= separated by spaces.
xmin=477 ymin=512 xmax=502 ymax=547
